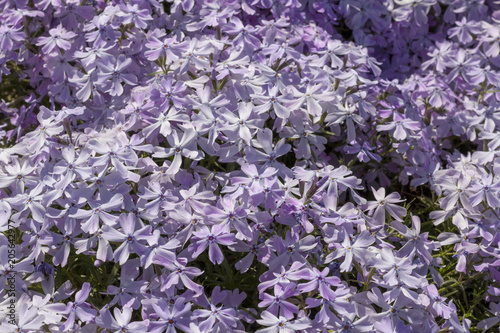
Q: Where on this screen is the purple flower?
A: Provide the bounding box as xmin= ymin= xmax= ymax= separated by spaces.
xmin=117 ymin=4 xmax=152 ymax=29
xmin=468 ymin=174 xmax=500 ymax=208
xmin=152 ymin=129 xmax=203 ymax=175
xmin=365 ymin=187 xmax=407 ymax=225
xmin=69 ymin=193 xmax=124 ymax=234
xmin=371 ymin=248 xmax=424 ymax=288
xmin=258 ymin=283 xmax=299 ymax=320
xmin=61 ymin=282 xmax=97 ymax=331
xmin=267 ymin=230 xmax=317 ymax=272
xmin=101 ymin=213 xmax=153 ymax=265
xmin=255 ymin=311 xmax=311 ymax=333
xmin=148 ymin=298 xmax=192 ymax=333
xmin=297 ymin=267 xmax=341 ymax=300
xmin=96 ymin=55 xmax=137 ymax=96
xmin=96 ymin=306 xmax=149 ymax=333
xmin=327 ymin=230 xmax=374 ymax=272
xmin=204 ymin=196 xmax=252 ymax=240
xmin=144 ymin=36 xmax=187 ymax=62
xmin=192 ymin=286 xmax=241 ymax=332
xmin=327 ymin=102 xmax=365 ymax=143
xmin=154 ymin=257 xmax=204 ymax=296
xmin=189 ymin=224 xmax=236 ymax=264
xmin=36 ymin=24 xmax=75 ymax=54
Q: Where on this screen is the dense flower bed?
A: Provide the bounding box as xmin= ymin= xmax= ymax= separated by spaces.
xmin=1 ymin=0 xmax=500 ymax=332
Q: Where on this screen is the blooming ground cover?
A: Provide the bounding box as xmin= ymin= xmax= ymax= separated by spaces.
xmin=0 ymin=0 xmax=500 ymax=332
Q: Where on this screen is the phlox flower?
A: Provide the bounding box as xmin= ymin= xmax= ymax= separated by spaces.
xmin=365 ymin=187 xmax=407 ymax=225
xmin=61 ymin=282 xmax=97 ymax=331
xmin=189 ymin=224 xmax=236 ymax=264
xmin=297 ymin=267 xmax=341 ymax=300
xmin=0 ymin=295 xmax=45 ymax=333
xmin=96 ymin=55 xmax=137 ymax=96
xmin=117 ymin=4 xmax=152 ymax=29
xmin=69 ymin=193 xmax=124 ymax=234
xmin=327 ymin=230 xmax=374 ymax=272
xmin=192 ymin=286 xmax=241 ymax=332
xmin=204 ymin=196 xmax=252 ymax=240
xmin=371 ymin=248 xmax=424 ymax=288
xmin=36 ymin=24 xmax=76 ymax=54
xmin=101 ymin=213 xmax=153 ymax=265
xmin=148 ymin=298 xmax=191 ymax=333
xmin=255 ymin=311 xmax=311 ymax=333
xmin=267 ymin=230 xmax=317 ymax=272
xmin=152 ymin=129 xmax=203 ymax=175
xmin=144 ymin=36 xmax=187 ymax=62
xmin=326 ymin=102 xmax=365 ymax=143
xmin=468 ymin=174 xmax=500 ymax=208
xmin=96 ymin=306 xmax=149 ymax=333
xmin=154 ymin=257 xmax=203 ymax=296
xmin=258 ymin=283 xmax=299 ymax=320
xmin=376 ymin=113 xmax=420 ymax=141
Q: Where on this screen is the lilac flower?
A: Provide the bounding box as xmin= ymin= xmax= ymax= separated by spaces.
xmin=258 ymin=261 xmax=310 ymax=293
xmin=224 ymin=17 xmax=260 ymax=48
xmin=0 ymin=297 xmax=45 ymax=333
xmin=51 ymin=219 xmax=78 ymax=267
xmin=245 ymin=129 xmax=291 ymax=176
xmin=280 ymin=114 xmax=326 ymax=159
xmin=9 ymin=183 xmax=47 ymax=222
xmin=74 ymin=44 xmax=115 ymax=69
xmin=101 ymin=260 xmax=147 ymax=309
xmin=219 ymin=103 xmax=262 ymax=145
xmin=288 ymin=83 xmax=335 ymax=117
xmin=391 ymin=215 xmax=437 ymax=265
xmin=204 ymin=196 xmax=252 ymax=240
xmin=317 ymin=165 xmax=364 ymax=210
xmin=52 ymin=145 xmax=92 ymax=190
xmin=0 ymin=24 xmax=25 ymax=51
xmin=253 ymin=86 xmax=290 ymax=119
xmin=448 ymin=17 xmax=482 ymax=44
xmin=142 ymin=106 xmax=190 ymax=139
xmin=192 ymin=286 xmax=241 ymax=332
xmin=231 ymin=237 xmax=271 ymax=273
xmin=150 ymin=77 xmax=188 ymax=110
xmin=139 ymin=182 xmax=177 ymax=216
xmin=439 ymin=174 xmax=473 ymax=211
xmin=422 ymin=284 xmax=454 ymax=319
xmin=345 ymin=140 xmax=382 ymax=163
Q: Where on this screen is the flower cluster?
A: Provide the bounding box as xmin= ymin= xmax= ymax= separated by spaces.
xmin=0 ymin=0 xmax=499 ymax=332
